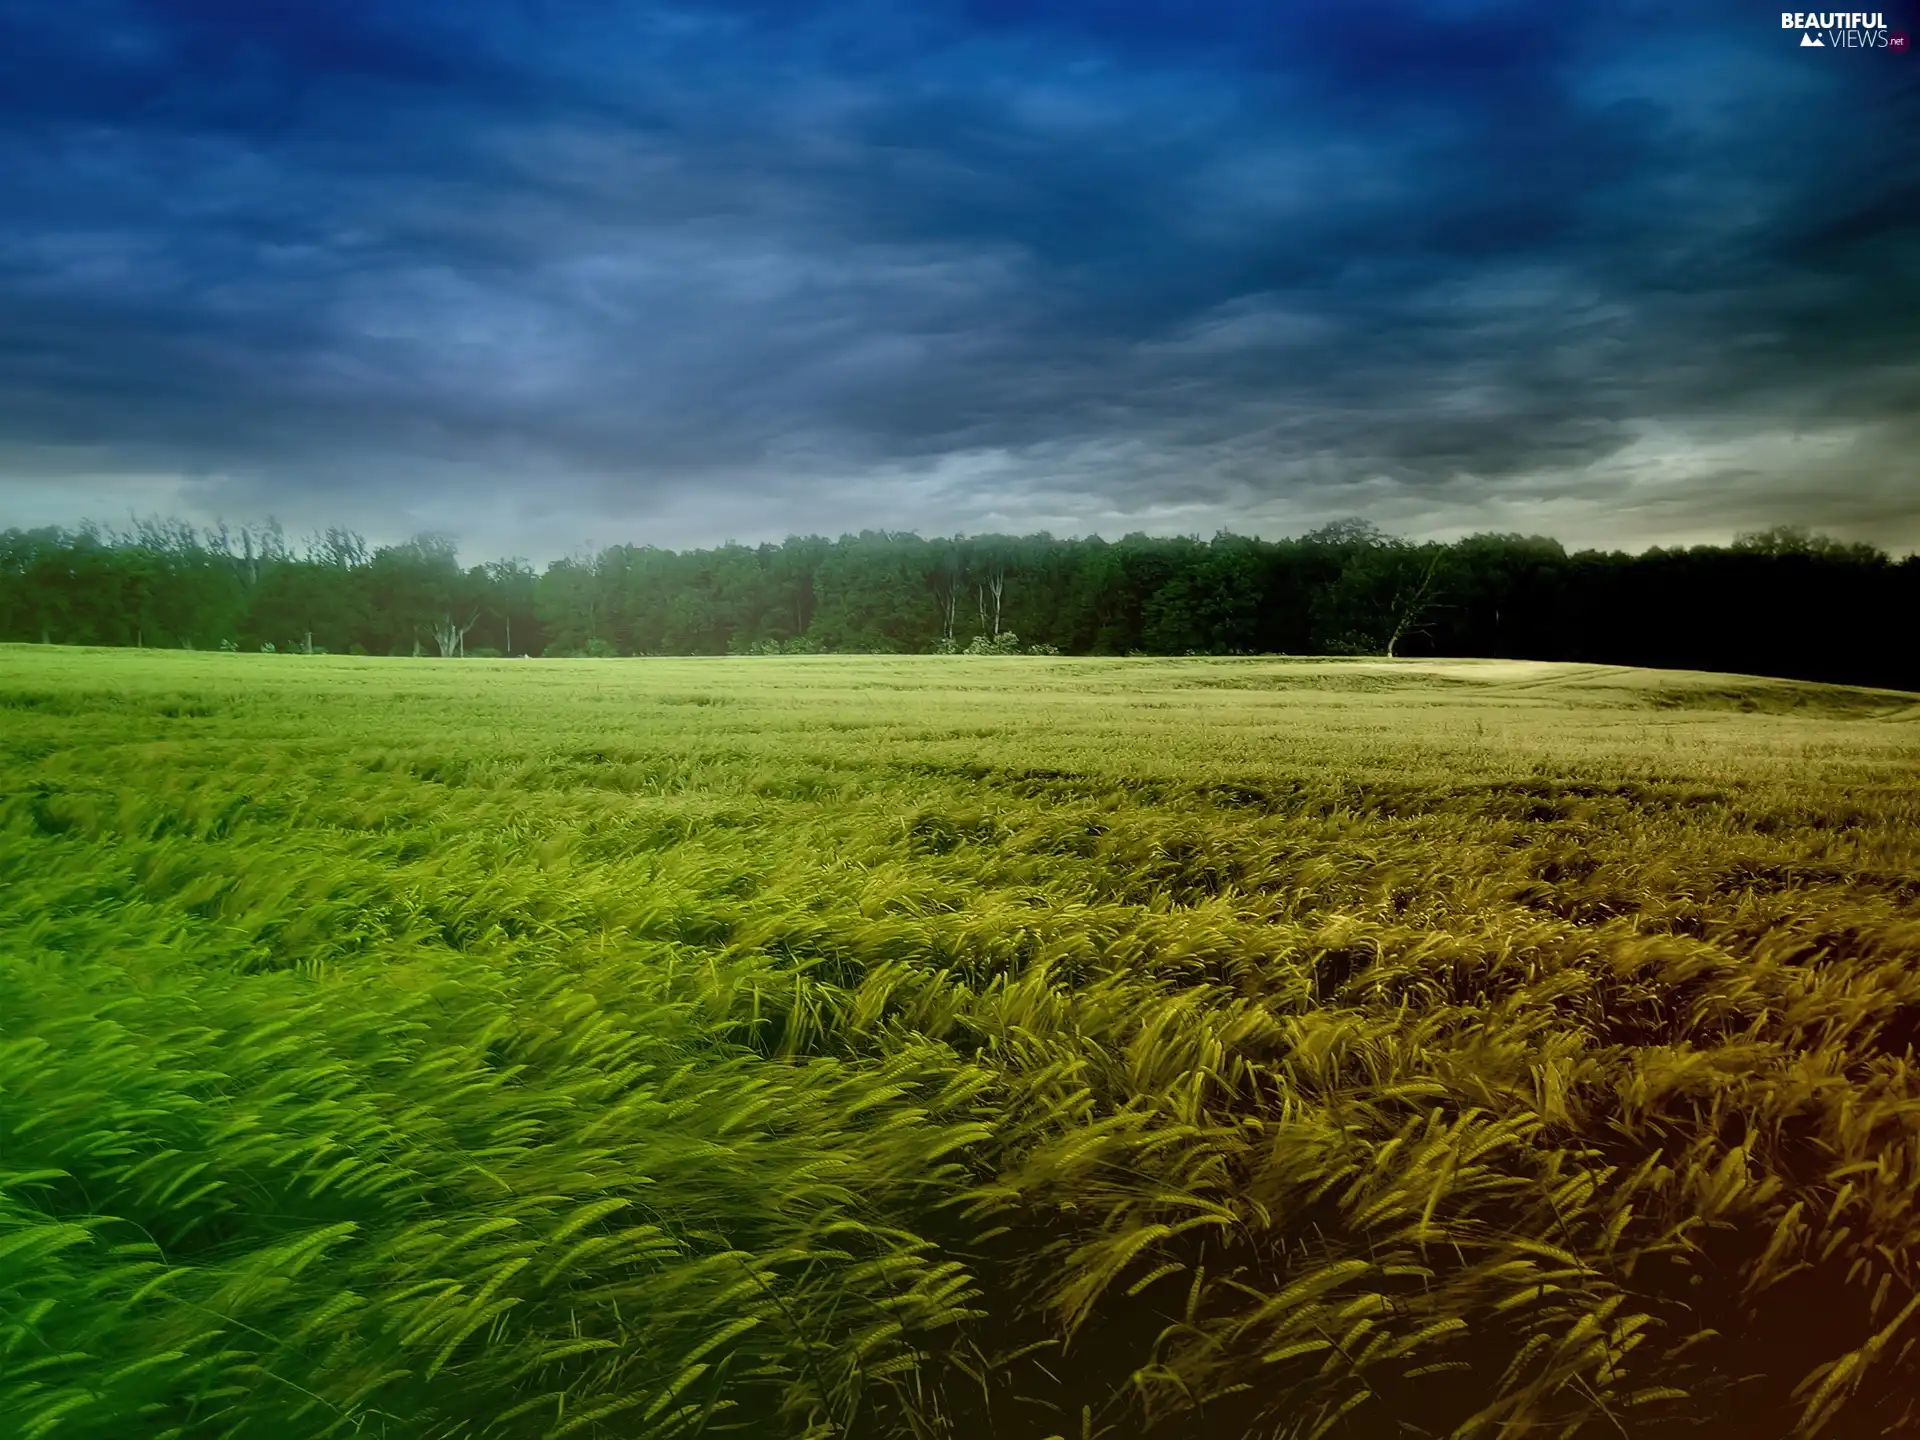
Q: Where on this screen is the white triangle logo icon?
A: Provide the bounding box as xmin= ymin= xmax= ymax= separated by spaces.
xmin=1800 ymin=31 xmax=1824 ymax=45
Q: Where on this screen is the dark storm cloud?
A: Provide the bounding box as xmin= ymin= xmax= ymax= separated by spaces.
xmin=0 ymin=0 xmax=1916 ymax=557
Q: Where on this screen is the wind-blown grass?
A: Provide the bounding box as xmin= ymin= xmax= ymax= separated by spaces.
xmin=2 ymin=647 xmax=1917 ymax=1439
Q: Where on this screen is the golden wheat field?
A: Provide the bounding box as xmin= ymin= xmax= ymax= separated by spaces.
xmin=3 ymin=645 xmax=1919 ymax=1440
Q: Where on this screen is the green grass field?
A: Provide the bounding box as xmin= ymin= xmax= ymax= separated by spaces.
xmin=4 ymin=646 xmax=1919 ymax=1440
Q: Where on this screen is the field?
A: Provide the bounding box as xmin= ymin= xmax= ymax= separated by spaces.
xmin=3 ymin=647 xmax=1919 ymax=1440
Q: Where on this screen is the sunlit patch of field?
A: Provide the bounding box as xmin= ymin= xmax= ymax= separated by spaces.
xmin=2 ymin=645 xmax=1918 ymax=1440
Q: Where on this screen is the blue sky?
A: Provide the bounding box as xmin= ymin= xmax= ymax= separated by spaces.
xmin=1 ymin=1 xmax=1916 ymax=559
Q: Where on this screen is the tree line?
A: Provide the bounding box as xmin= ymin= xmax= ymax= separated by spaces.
xmin=1 ymin=516 xmax=1913 ymax=690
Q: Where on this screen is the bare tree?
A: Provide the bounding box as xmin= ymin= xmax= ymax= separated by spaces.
xmin=930 ymin=550 xmax=966 ymax=642
xmin=939 ymin=574 xmax=961 ymax=641
xmin=1314 ymin=540 xmax=1451 ymax=658
xmin=1385 ymin=549 xmax=1448 ymax=659
xmin=966 ymin=540 xmax=1011 ymax=638
xmin=429 ymin=610 xmax=480 ymax=658
xmin=482 ymin=600 xmax=513 ymax=656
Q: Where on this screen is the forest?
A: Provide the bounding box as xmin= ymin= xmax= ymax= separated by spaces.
xmin=1 ymin=517 xmax=1913 ymax=690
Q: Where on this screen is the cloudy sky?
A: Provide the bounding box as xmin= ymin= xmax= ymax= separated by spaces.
xmin=1 ymin=1 xmax=1916 ymax=562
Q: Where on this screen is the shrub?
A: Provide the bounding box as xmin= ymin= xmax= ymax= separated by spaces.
xmin=964 ymin=632 xmax=1028 ymax=655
